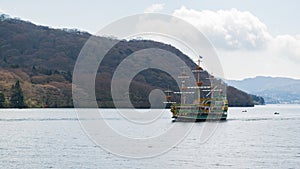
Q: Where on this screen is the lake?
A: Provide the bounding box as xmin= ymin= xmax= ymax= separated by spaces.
xmin=0 ymin=105 xmax=299 ymax=168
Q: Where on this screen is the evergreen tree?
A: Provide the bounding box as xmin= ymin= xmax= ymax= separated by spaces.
xmin=10 ymin=80 xmax=25 ymax=108
xmin=0 ymin=92 xmax=5 ymax=108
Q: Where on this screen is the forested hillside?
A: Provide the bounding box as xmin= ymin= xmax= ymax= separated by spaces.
xmin=0 ymin=14 xmax=258 ymax=108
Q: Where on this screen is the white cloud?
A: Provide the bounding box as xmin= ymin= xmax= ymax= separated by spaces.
xmin=172 ymin=6 xmax=300 ymax=79
xmin=144 ymin=3 xmax=165 ymax=13
xmin=270 ymin=34 xmax=300 ymax=63
xmin=0 ymin=9 xmax=5 ymax=14
xmin=173 ymin=7 xmax=272 ymax=50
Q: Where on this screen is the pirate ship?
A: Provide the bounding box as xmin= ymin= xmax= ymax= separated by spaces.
xmin=165 ymin=57 xmax=228 ymax=122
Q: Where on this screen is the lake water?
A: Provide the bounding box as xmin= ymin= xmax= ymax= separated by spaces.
xmin=0 ymin=105 xmax=299 ymax=168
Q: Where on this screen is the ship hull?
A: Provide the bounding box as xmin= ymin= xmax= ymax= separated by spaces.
xmin=172 ymin=113 xmax=227 ymax=122
xmin=171 ymin=104 xmax=228 ymax=122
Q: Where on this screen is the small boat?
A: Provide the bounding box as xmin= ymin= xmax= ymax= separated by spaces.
xmin=165 ymin=56 xmax=228 ymax=122
xmin=274 ymin=112 xmax=279 ymax=115
xmin=242 ymin=110 xmax=247 ymax=112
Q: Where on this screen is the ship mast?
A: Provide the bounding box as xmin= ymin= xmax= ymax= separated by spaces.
xmin=173 ymin=67 xmax=195 ymax=104
xmin=197 ymin=58 xmax=201 ymax=104
xmin=163 ymin=87 xmax=176 ymax=104
xmin=178 ymin=67 xmax=189 ymax=104
xmin=191 ymin=56 xmax=203 ymax=104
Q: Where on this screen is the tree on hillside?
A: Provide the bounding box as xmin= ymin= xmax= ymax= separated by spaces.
xmin=10 ymin=80 xmax=26 ymax=108
xmin=0 ymin=92 xmax=5 ymax=108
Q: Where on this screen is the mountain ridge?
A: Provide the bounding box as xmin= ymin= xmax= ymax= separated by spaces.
xmin=227 ymin=76 xmax=300 ymax=104
xmin=0 ymin=14 xmax=259 ymax=108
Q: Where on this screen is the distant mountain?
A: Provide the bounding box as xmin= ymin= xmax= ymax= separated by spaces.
xmin=0 ymin=14 xmax=257 ymax=108
xmin=227 ymin=76 xmax=300 ymax=104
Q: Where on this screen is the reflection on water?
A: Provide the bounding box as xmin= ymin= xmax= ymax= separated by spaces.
xmin=0 ymin=105 xmax=299 ymax=168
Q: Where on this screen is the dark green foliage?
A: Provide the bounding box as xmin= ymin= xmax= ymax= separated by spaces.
xmin=0 ymin=92 xmax=5 ymax=107
xmin=10 ymin=81 xmax=26 ymax=108
xmin=0 ymin=14 xmax=89 ymax=70
xmin=10 ymin=64 xmax=19 ymax=68
xmin=250 ymin=94 xmax=265 ymax=105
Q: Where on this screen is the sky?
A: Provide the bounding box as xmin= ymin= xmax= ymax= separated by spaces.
xmin=1 ymin=0 xmax=299 ymax=80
